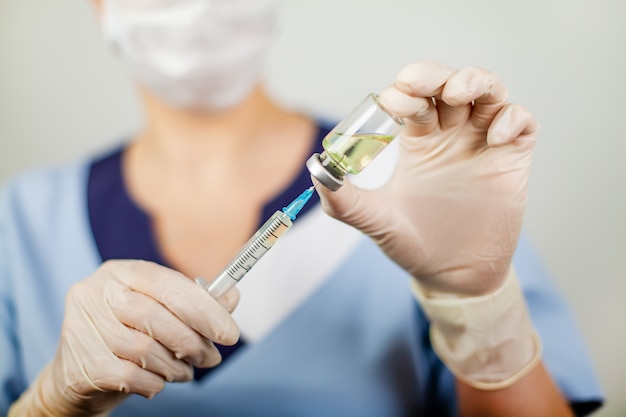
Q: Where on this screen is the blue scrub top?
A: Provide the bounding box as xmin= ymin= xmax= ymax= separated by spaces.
xmin=0 ymin=122 xmax=603 ymax=416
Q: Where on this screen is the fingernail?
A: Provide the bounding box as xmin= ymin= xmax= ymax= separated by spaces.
xmin=489 ymin=108 xmax=512 ymax=146
xmin=379 ymin=87 xmax=430 ymax=118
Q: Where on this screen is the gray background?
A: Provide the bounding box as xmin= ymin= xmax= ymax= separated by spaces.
xmin=1 ymin=0 xmax=625 ymax=415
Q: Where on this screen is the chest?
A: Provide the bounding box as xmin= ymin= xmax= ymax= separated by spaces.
xmin=150 ymin=196 xmax=266 ymax=281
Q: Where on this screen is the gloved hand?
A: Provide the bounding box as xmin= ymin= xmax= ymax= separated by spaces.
xmin=317 ymin=61 xmax=539 ymax=296
xmin=9 ymin=260 xmax=239 ymax=416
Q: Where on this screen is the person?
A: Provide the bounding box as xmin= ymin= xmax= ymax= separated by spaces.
xmin=1 ymin=0 xmax=603 ymax=416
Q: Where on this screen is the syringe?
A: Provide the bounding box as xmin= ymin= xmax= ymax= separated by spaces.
xmin=196 ymin=186 xmax=315 ymax=299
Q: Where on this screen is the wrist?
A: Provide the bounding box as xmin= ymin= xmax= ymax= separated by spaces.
xmin=9 ymin=364 xmax=112 ymax=417
xmin=411 ymin=267 xmax=542 ymax=390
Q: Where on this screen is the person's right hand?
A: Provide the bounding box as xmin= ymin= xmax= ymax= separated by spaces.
xmin=28 ymin=260 xmax=240 ymax=416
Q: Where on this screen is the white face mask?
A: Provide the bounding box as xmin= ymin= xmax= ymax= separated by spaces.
xmin=101 ymin=0 xmax=279 ymax=112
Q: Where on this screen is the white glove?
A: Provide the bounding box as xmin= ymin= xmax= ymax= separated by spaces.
xmin=318 ymin=61 xmax=539 ymax=297
xmin=9 ymin=260 xmax=240 ymax=416
xmin=317 ymin=61 xmax=541 ymax=389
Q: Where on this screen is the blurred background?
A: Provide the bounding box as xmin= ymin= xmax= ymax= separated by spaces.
xmin=1 ymin=0 xmax=624 ymax=414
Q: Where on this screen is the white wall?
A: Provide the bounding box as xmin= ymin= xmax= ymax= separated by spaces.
xmin=1 ymin=0 xmax=625 ymax=415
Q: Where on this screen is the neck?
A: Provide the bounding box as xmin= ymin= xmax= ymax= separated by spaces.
xmin=124 ymin=84 xmax=316 ymax=209
xmin=134 ymin=85 xmax=286 ymax=166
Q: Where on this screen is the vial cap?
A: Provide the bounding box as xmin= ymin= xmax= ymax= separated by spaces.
xmin=306 ymin=153 xmax=344 ymax=191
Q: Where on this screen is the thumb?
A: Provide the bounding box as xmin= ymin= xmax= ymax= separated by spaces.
xmin=315 ymin=176 xmax=389 ymax=237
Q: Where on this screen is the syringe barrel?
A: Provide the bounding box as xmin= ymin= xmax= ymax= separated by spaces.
xmin=200 ymin=211 xmax=293 ymax=298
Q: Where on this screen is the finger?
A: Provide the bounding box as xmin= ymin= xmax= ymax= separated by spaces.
xmin=63 ymin=298 xmax=169 ymax=399
xmin=109 ymin=289 xmax=223 ymax=368
xmin=395 ymin=61 xmax=457 ymax=97
xmin=193 ymin=277 xmax=239 ymax=312
xmin=87 ymin=357 xmax=166 ymax=399
xmin=315 ymin=176 xmax=392 ymax=240
xmin=393 ymin=61 xmax=457 ymax=135
xmin=217 ymin=287 xmax=240 ymax=314
xmin=107 ymin=260 xmax=240 ymax=346
xmin=487 ymin=104 xmax=539 ymax=147
xmin=102 ymin=321 xmax=197 ymax=382
xmin=441 ymin=66 xmax=509 ymax=129
xmin=378 ymin=85 xmax=436 ymax=137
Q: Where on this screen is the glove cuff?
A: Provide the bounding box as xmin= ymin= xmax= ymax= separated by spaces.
xmin=410 ymin=267 xmax=542 ymax=390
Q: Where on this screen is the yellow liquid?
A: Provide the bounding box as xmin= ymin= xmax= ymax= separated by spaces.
xmin=322 ymin=133 xmax=394 ymax=175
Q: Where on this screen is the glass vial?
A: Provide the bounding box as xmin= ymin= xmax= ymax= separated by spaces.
xmin=306 ymin=93 xmax=403 ymax=191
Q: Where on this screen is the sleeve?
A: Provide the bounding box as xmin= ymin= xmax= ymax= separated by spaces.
xmin=0 ymin=184 xmax=27 ymax=414
xmin=513 ymin=232 xmax=604 ymax=416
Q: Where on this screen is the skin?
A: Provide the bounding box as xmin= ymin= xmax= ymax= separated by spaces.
xmin=457 ymin=364 xmax=574 ymax=416
xmin=124 ymin=85 xmax=315 ymax=281
xmin=10 ymin=1 xmax=574 ymax=415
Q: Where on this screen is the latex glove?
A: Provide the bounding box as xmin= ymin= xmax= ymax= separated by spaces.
xmin=318 ymin=61 xmax=539 ymax=296
xmin=9 ymin=260 xmax=239 ymax=416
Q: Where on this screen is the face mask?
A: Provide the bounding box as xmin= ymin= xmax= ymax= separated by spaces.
xmin=101 ymin=0 xmax=279 ymax=112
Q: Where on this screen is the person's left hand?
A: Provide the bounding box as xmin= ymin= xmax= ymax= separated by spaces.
xmin=317 ymin=61 xmax=539 ymax=296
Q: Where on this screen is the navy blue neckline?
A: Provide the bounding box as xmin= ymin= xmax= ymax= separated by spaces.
xmin=87 ymin=121 xmax=330 ymax=381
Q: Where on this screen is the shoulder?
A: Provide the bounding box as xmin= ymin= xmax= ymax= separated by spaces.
xmin=0 ymin=154 xmax=108 ymax=275
xmin=0 ymin=159 xmax=90 ymax=231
